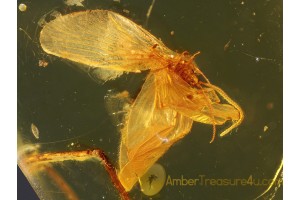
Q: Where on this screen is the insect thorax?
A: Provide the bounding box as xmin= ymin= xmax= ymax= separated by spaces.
xmin=168 ymin=56 xmax=199 ymax=87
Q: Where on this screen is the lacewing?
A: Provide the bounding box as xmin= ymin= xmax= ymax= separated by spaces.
xmin=40 ymin=10 xmax=244 ymax=191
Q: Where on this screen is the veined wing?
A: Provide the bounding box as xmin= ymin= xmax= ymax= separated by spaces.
xmin=155 ymin=68 xmax=240 ymax=125
xmin=40 ymin=10 xmax=174 ymax=75
xmin=118 ymin=71 xmax=193 ymax=191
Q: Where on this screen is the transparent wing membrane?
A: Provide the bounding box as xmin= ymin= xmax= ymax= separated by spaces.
xmin=40 ymin=10 xmax=173 ymax=79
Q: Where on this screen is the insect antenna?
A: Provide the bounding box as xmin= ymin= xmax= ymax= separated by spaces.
xmin=195 ymin=67 xmax=211 ymax=84
xmin=186 ymin=51 xmax=201 ymax=65
xmin=184 ymin=51 xmax=211 ymax=85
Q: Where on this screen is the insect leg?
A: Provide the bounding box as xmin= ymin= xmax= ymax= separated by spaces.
xmin=204 ymin=83 xmax=244 ymax=137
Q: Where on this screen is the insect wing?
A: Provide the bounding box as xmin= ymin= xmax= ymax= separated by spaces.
xmin=118 ymin=71 xmax=193 ymax=191
xmin=40 ymin=10 xmax=173 ymax=79
xmin=156 ymin=69 xmax=240 ymax=125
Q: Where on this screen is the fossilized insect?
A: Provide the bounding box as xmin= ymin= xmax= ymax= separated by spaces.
xmin=36 ymin=9 xmax=244 ymax=197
